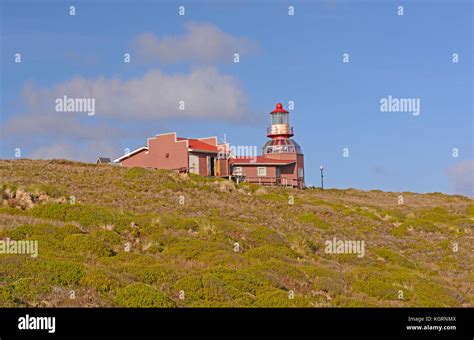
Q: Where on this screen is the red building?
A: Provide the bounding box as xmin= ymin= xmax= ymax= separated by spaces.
xmin=114 ymin=133 xmax=230 ymax=177
xmin=113 ymin=103 xmax=304 ymax=188
xmin=229 ymin=103 xmax=304 ymax=188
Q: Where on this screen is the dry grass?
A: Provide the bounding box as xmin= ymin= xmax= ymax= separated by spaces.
xmin=0 ymin=159 xmax=472 ymax=307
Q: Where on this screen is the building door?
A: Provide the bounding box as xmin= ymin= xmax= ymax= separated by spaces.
xmin=276 ymin=167 xmax=281 ymax=185
xmin=207 ymin=156 xmax=215 ymax=176
xmin=215 ymin=158 xmax=220 ymax=176
xmin=189 ymin=154 xmax=199 ymax=174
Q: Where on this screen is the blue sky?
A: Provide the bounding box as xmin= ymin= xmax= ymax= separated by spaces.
xmin=1 ymin=0 xmax=472 ymax=195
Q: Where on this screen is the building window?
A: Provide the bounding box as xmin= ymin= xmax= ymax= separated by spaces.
xmin=298 ymin=168 xmax=304 ymax=178
xmin=257 ymin=167 xmax=266 ymax=176
xmin=233 ymin=166 xmax=243 ymax=175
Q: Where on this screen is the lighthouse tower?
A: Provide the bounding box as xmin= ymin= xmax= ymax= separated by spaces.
xmin=263 ymin=103 xmax=302 ymax=155
xmin=261 ymin=103 xmax=305 ymax=187
xmin=266 ymin=102 xmax=293 ymax=138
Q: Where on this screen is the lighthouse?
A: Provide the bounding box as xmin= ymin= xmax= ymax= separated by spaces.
xmin=230 ymin=102 xmax=305 ymax=188
xmin=266 ymin=102 xmax=293 ymax=138
xmin=114 ymin=102 xmax=305 ymax=188
xmin=229 ymin=103 xmax=304 ymax=187
xmin=262 ymin=103 xmax=303 ymax=156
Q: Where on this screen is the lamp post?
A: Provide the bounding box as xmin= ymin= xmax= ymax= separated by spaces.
xmin=320 ymin=165 xmax=324 ymax=190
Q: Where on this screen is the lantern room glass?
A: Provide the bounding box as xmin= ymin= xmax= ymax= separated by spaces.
xmin=261 ymin=138 xmax=302 ymax=154
xmin=272 ymin=113 xmax=288 ymax=125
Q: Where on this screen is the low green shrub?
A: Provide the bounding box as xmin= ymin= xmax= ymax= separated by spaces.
xmin=298 ymin=212 xmax=331 ymax=229
xmin=254 ymin=289 xmax=309 ymax=307
xmin=124 ymin=167 xmax=150 ymax=180
xmin=197 ymin=249 xmax=247 ymax=267
xmin=200 ymin=274 xmax=242 ymax=302
xmin=172 ymin=276 xmax=204 ymax=302
xmin=401 ymin=219 xmax=438 ymax=232
xmin=248 ymin=226 xmax=285 ymax=246
xmin=378 ymin=209 xmax=407 ymax=222
xmin=287 ymin=234 xmax=318 ymax=255
xmin=244 ymin=245 xmax=298 ymax=261
xmin=161 ymin=239 xmax=224 ymax=260
xmin=204 ymin=267 xmax=268 ymax=295
xmin=373 ymin=248 xmax=415 ymax=269
xmin=391 ymin=224 xmax=408 ymax=237
xmin=418 ymin=207 xmax=453 ymax=223
xmin=115 ymin=283 xmax=175 ymax=307
xmin=352 ymin=279 xmax=399 ymax=300
xmin=29 ymin=203 xmax=117 ymax=228
xmin=0 ymin=285 xmax=15 ymax=306
xmin=247 ymin=259 xmax=307 ymax=289
xmin=0 ymin=206 xmax=24 ymax=216
xmin=5 ymin=223 xmax=83 ymax=241
xmin=63 ymin=234 xmax=115 ymax=258
xmin=80 ymin=269 xmax=120 ymax=294
xmin=4 ymin=224 xmax=36 ymax=239
xmin=260 ymin=193 xmax=287 ymax=202
xmin=8 ymin=277 xmax=51 ymax=303
xmin=354 ymin=207 xmax=380 ymax=220
xmin=466 ymin=205 xmax=474 ymax=217
xmin=1 ymin=255 xmax=83 ymax=286
xmin=414 ymin=280 xmax=461 ymax=307
xmin=131 ymin=265 xmax=178 ymax=288
xmin=27 ymin=183 xmax=66 ymax=198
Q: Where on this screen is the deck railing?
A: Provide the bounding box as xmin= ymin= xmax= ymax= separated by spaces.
xmin=169 ymin=167 xmax=304 ymax=188
xmin=267 ymin=126 xmax=294 ymax=135
xmin=235 ymin=176 xmax=303 ymax=188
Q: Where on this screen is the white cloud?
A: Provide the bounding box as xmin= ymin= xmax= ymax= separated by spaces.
xmin=447 ymin=160 xmax=474 ymax=197
xmin=4 ymin=111 xmax=121 ymax=140
xmin=16 ymin=68 xmax=251 ymax=122
xmin=3 ymin=22 xmax=258 ymax=161
xmin=132 ymin=22 xmax=260 ymax=63
xmin=4 ymin=67 xmax=253 ymax=161
xmin=3 ymin=112 xmax=125 ymax=161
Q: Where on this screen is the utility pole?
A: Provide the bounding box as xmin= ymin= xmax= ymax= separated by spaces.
xmin=320 ymin=165 xmax=324 ymax=190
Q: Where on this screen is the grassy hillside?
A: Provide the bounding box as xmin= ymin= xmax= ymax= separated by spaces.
xmin=0 ymin=159 xmax=472 ymax=307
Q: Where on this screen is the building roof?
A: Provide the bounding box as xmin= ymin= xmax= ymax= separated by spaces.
xmin=113 ymin=146 xmax=148 ymax=162
xmin=262 ymin=138 xmax=302 ymax=155
xmin=96 ymin=157 xmax=111 ymax=164
xmin=230 ymin=156 xmax=296 ymax=165
xmin=270 ymin=103 xmax=289 ymax=114
xmin=177 ymin=138 xmax=220 ymax=152
xmin=113 ymin=135 xmax=222 ymax=163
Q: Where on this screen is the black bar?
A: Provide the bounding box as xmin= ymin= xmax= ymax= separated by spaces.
xmin=0 ymin=308 xmax=471 ymax=339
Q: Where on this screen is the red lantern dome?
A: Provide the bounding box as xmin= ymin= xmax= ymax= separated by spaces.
xmin=271 ymin=103 xmax=289 ymax=114
xmin=267 ymin=103 xmax=293 ymax=138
